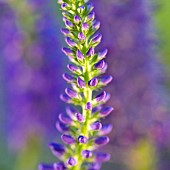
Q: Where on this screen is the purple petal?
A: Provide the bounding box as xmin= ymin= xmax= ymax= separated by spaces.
xmin=61 ymin=134 xmax=75 ymax=145
xmin=86 ymin=47 xmax=94 ymax=57
xmin=78 ymin=135 xmax=88 ymax=144
xmin=61 ymin=28 xmax=70 ymax=35
xmin=49 ymin=143 xmax=65 ymax=156
xmin=66 ymin=157 xmax=77 ymax=166
xmin=59 ymin=114 xmax=72 ymax=124
xmin=65 ymin=37 xmax=76 ymax=47
xmin=62 ymin=47 xmax=73 ymax=56
xmin=95 ymin=91 xmax=106 ymax=102
xmin=56 ymin=121 xmax=69 ymax=133
xmin=94 ymin=60 xmax=105 ymax=69
xmin=92 ymin=21 xmax=100 ymax=30
xmin=100 ymin=76 xmax=113 ymax=86
xmin=62 ymin=73 xmax=74 ymax=83
xmin=88 ymin=77 xmax=98 ymax=87
xmin=98 ymin=49 xmax=108 ymax=59
xmin=66 ymin=106 xmax=77 ymax=118
xmin=85 ymin=102 xmax=92 ymax=110
xmin=76 ymin=50 xmax=84 ymax=61
xmin=65 ymin=20 xmax=74 ymax=27
xmin=100 ymin=124 xmax=113 ymax=135
xmin=61 ymin=3 xmax=68 ymax=10
xmin=94 ymin=136 xmax=109 ymax=146
xmin=90 ymin=121 xmax=102 ymax=131
xmin=82 ymin=150 xmax=93 ymax=158
xmin=87 ymin=11 xmax=95 ymax=21
xmin=60 ymin=94 xmax=71 ymax=103
xmin=53 ymin=162 xmax=66 ymax=170
xmin=78 ymin=32 xmax=85 ymax=41
xmin=82 ymin=22 xmax=89 ymax=31
xmin=75 ymin=112 xmax=85 ymax=122
xmin=77 ymin=77 xmax=86 ymax=88
xmin=95 ymin=152 xmax=111 ymax=162
xmin=88 ymin=163 xmax=101 ymax=170
xmin=100 ymin=106 xmax=114 ymax=117
xmin=67 ymin=64 xmax=80 ymax=73
xmin=65 ymin=88 xmax=78 ymax=98
xmin=91 ymin=34 xmax=102 ymax=44
xmin=74 ymin=15 xmax=81 ymax=24
xmin=38 ymin=164 xmax=54 ymax=170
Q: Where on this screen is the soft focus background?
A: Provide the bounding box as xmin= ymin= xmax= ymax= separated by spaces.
xmin=0 ymin=0 xmax=170 ymax=170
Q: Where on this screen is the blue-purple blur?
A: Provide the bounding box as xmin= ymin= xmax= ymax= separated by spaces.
xmin=0 ymin=0 xmax=170 ymax=170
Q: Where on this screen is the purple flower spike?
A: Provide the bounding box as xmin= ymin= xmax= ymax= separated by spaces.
xmin=94 ymin=60 xmax=105 ymax=69
xmin=82 ymin=150 xmax=93 ymax=158
xmin=90 ymin=121 xmax=102 ymax=131
xmin=65 ymin=20 xmax=74 ymax=28
xmin=74 ymin=15 xmax=81 ymax=24
xmin=65 ymin=37 xmax=76 ymax=47
xmin=67 ymin=64 xmax=80 ymax=73
xmin=75 ymin=112 xmax=85 ymax=122
xmin=92 ymin=21 xmax=100 ymax=30
xmin=60 ymin=94 xmax=71 ymax=103
xmin=38 ymin=164 xmax=54 ymax=170
xmin=67 ymin=157 xmax=77 ymax=166
xmin=76 ymin=50 xmax=84 ymax=61
xmin=100 ymin=106 xmax=114 ymax=117
xmin=88 ymin=77 xmax=98 ymax=87
xmin=62 ymin=47 xmax=73 ymax=56
xmin=100 ymin=124 xmax=113 ymax=135
xmin=59 ymin=114 xmax=72 ymax=124
xmin=49 ymin=143 xmax=65 ymax=156
xmin=53 ymin=162 xmax=66 ymax=170
xmin=94 ymin=136 xmax=109 ymax=146
xmin=91 ymin=34 xmax=102 ymax=44
xmin=100 ymin=75 xmax=113 ymax=86
xmin=65 ymin=88 xmax=78 ymax=98
xmin=82 ymin=22 xmax=89 ymax=31
xmin=87 ymin=11 xmax=95 ymax=21
xmin=95 ymin=152 xmax=111 ymax=162
xmin=78 ymin=135 xmax=88 ymax=144
xmin=86 ymin=47 xmax=95 ymax=57
xmin=61 ymin=134 xmax=75 ymax=145
xmin=78 ymin=32 xmax=86 ymax=41
xmin=98 ymin=49 xmax=108 ymax=59
xmin=61 ymin=28 xmax=70 ymax=35
xmin=62 ymin=73 xmax=74 ymax=83
xmin=77 ymin=77 xmax=86 ymax=88
xmin=95 ymin=91 xmax=106 ymax=102
xmin=85 ymin=102 xmax=92 ymax=110
xmin=56 ymin=122 xmax=69 ymax=133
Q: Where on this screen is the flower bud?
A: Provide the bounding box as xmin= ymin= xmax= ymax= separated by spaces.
xmin=98 ymin=49 xmax=108 ymax=59
xmin=78 ymin=135 xmax=88 ymax=144
xmin=78 ymin=32 xmax=86 ymax=41
xmin=86 ymin=47 xmax=94 ymax=57
xmin=94 ymin=91 xmax=106 ymax=102
xmin=99 ymin=124 xmax=113 ymax=135
xmin=74 ymin=15 xmax=81 ymax=24
xmin=85 ymin=102 xmax=92 ymax=110
xmin=95 ymin=152 xmax=111 ymax=162
xmin=65 ymin=20 xmax=74 ymax=28
xmin=62 ymin=47 xmax=73 ymax=56
xmin=76 ymin=50 xmax=84 ymax=61
xmin=62 ymin=73 xmax=74 ymax=83
xmin=95 ymin=60 xmax=105 ymax=69
xmin=59 ymin=114 xmax=72 ymax=124
xmin=100 ymin=106 xmax=114 ymax=117
xmin=77 ymin=77 xmax=86 ymax=88
xmin=100 ymin=76 xmax=113 ymax=86
xmin=65 ymin=88 xmax=78 ymax=98
xmin=49 ymin=143 xmax=65 ymax=156
xmin=90 ymin=121 xmax=102 ymax=131
xmin=67 ymin=64 xmax=80 ymax=73
xmin=61 ymin=134 xmax=75 ymax=145
xmin=67 ymin=157 xmax=77 ymax=166
xmin=53 ymin=162 xmax=66 ymax=170
xmin=61 ymin=3 xmax=68 ymax=10
xmin=82 ymin=150 xmax=93 ymax=158
xmin=91 ymin=34 xmax=102 ymax=44
xmin=87 ymin=11 xmax=95 ymax=22
xmin=92 ymin=21 xmax=100 ymax=30
xmin=75 ymin=112 xmax=85 ymax=122
xmin=38 ymin=164 xmax=53 ymax=170
xmin=88 ymin=77 xmax=98 ymax=87
xmin=94 ymin=136 xmax=109 ymax=146
xmin=60 ymin=94 xmax=71 ymax=103
xmin=56 ymin=121 xmax=69 ymax=133
xmin=65 ymin=37 xmax=76 ymax=47
xmin=61 ymin=28 xmax=70 ymax=35
xmin=82 ymin=22 xmax=89 ymax=32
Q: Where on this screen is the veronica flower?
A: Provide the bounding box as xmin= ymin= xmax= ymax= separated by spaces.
xmin=39 ymin=0 xmax=113 ymax=169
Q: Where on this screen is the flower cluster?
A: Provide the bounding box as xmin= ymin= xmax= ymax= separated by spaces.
xmin=39 ymin=0 xmax=113 ymax=169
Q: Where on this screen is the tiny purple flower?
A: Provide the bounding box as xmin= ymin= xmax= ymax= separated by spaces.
xmin=99 ymin=75 xmax=113 ymax=86
xmin=61 ymin=28 xmax=70 ymax=35
xmin=88 ymin=77 xmax=98 ymax=87
xmin=61 ymin=134 xmax=75 ymax=145
xmin=78 ymin=135 xmax=88 ymax=144
xmin=65 ymin=88 xmax=78 ymax=98
xmin=66 ymin=157 xmax=77 ymax=166
xmin=74 ymin=15 xmax=81 ymax=24
xmin=76 ymin=50 xmax=84 ymax=61
xmin=94 ymin=60 xmax=105 ymax=69
xmin=49 ymin=143 xmax=65 ymax=156
xmin=75 ymin=112 xmax=85 ymax=122
xmin=77 ymin=77 xmax=86 ymax=88
xmin=94 ymin=136 xmax=109 ymax=146
xmin=82 ymin=150 xmax=93 ymax=158
xmin=65 ymin=37 xmax=76 ymax=47
xmin=95 ymin=152 xmax=111 ymax=162
xmin=78 ymin=32 xmax=86 ymax=41
xmin=86 ymin=47 xmax=95 ymax=57
xmin=95 ymin=91 xmax=106 ymax=102
xmin=62 ymin=47 xmax=73 ymax=56
xmin=85 ymin=102 xmax=93 ymax=110
xmin=90 ymin=121 xmax=102 ymax=131
xmin=100 ymin=106 xmax=114 ymax=117
xmin=82 ymin=22 xmax=89 ymax=31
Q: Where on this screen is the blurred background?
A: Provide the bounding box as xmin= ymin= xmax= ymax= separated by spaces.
xmin=0 ymin=0 xmax=170 ymax=170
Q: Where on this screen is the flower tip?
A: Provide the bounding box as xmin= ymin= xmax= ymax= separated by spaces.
xmin=67 ymin=157 xmax=77 ymax=166
xmin=95 ymin=136 xmax=110 ymax=146
xmin=61 ymin=134 xmax=75 ymax=145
